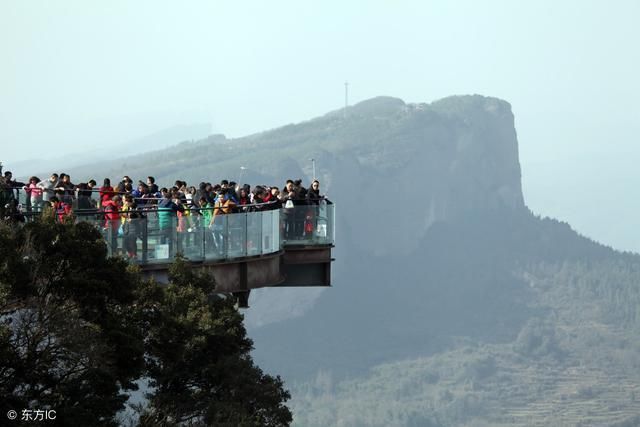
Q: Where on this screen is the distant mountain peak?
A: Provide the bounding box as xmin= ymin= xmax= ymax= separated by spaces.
xmin=431 ymin=94 xmax=513 ymax=116
xmin=319 ymin=96 xmax=406 ymax=120
xmin=350 ymin=96 xmax=406 ymax=113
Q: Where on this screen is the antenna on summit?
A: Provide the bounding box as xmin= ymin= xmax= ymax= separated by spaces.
xmin=238 ymin=166 xmax=247 ymax=185
xmin=344 ymin=81 xmax=349 ymax=118
xmin=310 ymin=158 xmax=316 ymax=181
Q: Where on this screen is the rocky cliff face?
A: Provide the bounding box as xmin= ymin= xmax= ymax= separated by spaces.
xmin=242 ymin=95 xmax=529 ymax=329
xmin=307 ymin=95 xmax=526 ymax=257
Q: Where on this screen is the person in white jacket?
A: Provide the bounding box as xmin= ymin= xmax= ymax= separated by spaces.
xmin=37 ymin=173 xmax=58 ymax=203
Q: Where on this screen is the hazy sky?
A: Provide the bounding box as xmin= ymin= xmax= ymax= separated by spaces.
xmin=2 ymin=1 xmax=640 ymax=251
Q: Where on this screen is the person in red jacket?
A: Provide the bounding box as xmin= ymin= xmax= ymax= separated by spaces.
xmin=102 ymin=195 xmax=121 ymax=255
xmin=49 ymin=197 xmax=72 ymax=223
xmin=99 ymin=178 xmax=115 ymax=208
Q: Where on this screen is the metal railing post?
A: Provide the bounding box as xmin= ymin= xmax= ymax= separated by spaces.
xmin=258 ymin=211 xmax=263 ymax=254
xmin=142 ymin=216 xmax=148 ymax=264
xmin=223 ymin=216 xmax=229 ymax=259
xmin=244 ymin=212 xmax=248 ymax=257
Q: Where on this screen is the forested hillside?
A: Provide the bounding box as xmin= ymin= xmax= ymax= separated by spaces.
xmin=283 ymin=215 xmax=640 ymax=426
xmin=60 ymin=95 xmax=640 ymax=426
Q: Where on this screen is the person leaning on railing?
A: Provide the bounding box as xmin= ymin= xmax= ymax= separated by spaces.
xmin=175 ymin=194 xmax=193 ymax=250
xmin=281 ymin=186 xmax=296 ymax=239
xmin=236 ymin=187 xmax=251 ymax=212
xmin=132 ymin=182 xmax=154 ymax=207
xmin=194 ymin=182 xmax=208 ymax=206
xmin=26 ymin=176 xmax=43 ymax=213
xmin=99 ymin=178 xmax=114 ymax=209
xmin=157 ymin=190 xmax=184 ymax=253
xmin=121 ymin=194 xmax=142 ymax=259
xmin=306 ymin=180 xmax=322 ymax=204
xmin=54 ymin=173 xmax=76 ymax=205
xmin=102 ymin=194 xmax=121 ymax=254
xmin=147 ymin=176 xmax=159 ymax=195
xmin=76 ymin=180 xmax=97 ymax=210
xmin=268 ymin=186 xmax=283 ymax=210
xmin=185 ymin=185 xmax=196 ymax=206
xmin=210 ymin=190 xmax=236 ymax=251
xmin=250 ymin=186 xmax=266 ymax=211
xmin=292 ymin=180 xmax=308 ymax=238
xmin=3 ymin=171 xmax=25 ymax=207
xmin=196 ymin=196 xmax=215 ymax=249
xmin=37 ymin=173 xmax=58 ymax=204
xmin=304 ymin=179 xmax=324 ymax=237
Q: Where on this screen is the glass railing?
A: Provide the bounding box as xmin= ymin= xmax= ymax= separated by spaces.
xmin=78 ymin=209 xmax=283 ymax=264
xmin=280 ymin=200 xmax=335 ymax=246
xmin=5 ymin=192 xmax=335 ymax=262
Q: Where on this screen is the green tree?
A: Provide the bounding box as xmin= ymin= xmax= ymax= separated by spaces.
xmin=0 ymin=218 xmax=144 ymax=426
xmin=138 ymin=257 xmax=292 ymax=426
xmin=1 ymin=219 xmax=292 ymax=426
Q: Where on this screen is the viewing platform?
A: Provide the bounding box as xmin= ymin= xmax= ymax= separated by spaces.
xmin=110 ymin=203 xmax=334 ymax=307
xmin=9 ymin=192 xmax=335 ymax=308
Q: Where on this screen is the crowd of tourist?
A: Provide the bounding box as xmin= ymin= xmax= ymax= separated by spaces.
xmin=0 ymin=169 xmax=328 ymax=259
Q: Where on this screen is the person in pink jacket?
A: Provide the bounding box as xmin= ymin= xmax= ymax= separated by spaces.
xmin=27 ymin=176 xmax=43 ymax=213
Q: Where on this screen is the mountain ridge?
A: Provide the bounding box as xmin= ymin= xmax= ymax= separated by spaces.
xmin=27 ymin=94 xmax=640 ymax=426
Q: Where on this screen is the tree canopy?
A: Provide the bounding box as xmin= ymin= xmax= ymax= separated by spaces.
xmin=0 ymin=217 xmax=291 ymax=426
xmin=138 ymin=257 xmax=291 ymax=426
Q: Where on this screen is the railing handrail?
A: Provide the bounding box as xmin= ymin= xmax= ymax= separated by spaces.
xmin=8 ymin=186 xmax=331 ymax=202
